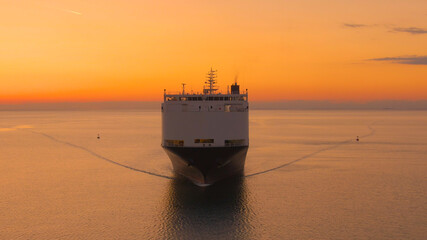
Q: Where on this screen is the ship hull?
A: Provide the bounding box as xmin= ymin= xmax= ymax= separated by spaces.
xmin=163 ymin=146 xmax=248 ymax=185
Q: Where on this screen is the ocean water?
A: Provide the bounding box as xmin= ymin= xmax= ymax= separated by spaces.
xmin=0 ymin=110 xmax=426 ymax=239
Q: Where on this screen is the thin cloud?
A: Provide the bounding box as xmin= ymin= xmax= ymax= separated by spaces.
xmin=343 ymin=23 xmax=368 ymax=28
xmin=342 ymin=23 xmax=427 ymax=36
xmin=369 ymin=56 xmax=427 ymax=65
xmin=393 ymin=27 xmax=427 ymax=35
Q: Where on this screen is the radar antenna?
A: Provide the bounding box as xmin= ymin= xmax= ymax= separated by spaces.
xmin=204 ymin=68 xmax=218 ymax=94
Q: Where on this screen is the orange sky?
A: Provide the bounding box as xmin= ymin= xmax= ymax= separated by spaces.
xmin=0 ymin=0 xmax=426 ymax=103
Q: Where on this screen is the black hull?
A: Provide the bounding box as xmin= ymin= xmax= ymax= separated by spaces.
xmin=163 ymin=146 xmax=248 ymax=185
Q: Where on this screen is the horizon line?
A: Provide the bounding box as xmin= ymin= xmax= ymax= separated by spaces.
xmin=1 ymin=99 xmax=427 ymax=104
xmin=1 ymin=99 xmax=426 ymax=111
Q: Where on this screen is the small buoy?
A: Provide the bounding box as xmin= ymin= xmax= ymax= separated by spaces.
xmin=356 ymin=136 xmax=359 ymax=142
xmin=97 ymin=134 xmax=100 ymax=139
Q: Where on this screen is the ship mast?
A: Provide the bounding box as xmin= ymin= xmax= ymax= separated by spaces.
xmin=181 ymin=83 xmax=186 ymax=95
xmin=204 ymin=68 xmax=218 ymax=94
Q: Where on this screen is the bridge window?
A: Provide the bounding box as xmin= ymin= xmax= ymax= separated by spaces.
xmin=187 ymin=97 xmax=202 ymax=101
xmin=166 ymin=97 xmax=178 ymax=101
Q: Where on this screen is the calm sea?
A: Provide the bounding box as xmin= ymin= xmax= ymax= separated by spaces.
xmin=1 ymin=110 xmax=426 ymax=239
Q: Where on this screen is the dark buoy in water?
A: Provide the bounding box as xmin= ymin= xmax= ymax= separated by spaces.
xmin=356 ymin=136 xmax=359 ymax=142
xmin=97 ymin=134 xmax=100 ymax=139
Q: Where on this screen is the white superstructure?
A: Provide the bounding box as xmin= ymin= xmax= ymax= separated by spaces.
xmin=161 ymin=69 xmax=249 ymax=148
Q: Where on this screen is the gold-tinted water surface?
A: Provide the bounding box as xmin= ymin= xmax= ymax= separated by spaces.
xmin=0 ymin=110 xmax=426 ymax=239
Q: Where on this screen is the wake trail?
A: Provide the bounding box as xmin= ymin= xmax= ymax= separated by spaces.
xmin=24 ymin=130 xmax=173 ymax=180
xmin=21 ymin=122 xmax=377 ymax=180
xmin=245 ymin=123 xmax=377 ymax=178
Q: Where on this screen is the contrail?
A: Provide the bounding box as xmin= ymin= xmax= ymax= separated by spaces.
xmin=60 ymin=8 xmax=83 ymax=15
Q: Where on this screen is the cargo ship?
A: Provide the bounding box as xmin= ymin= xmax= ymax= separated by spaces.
xmin=161 ymin=68 xmax=249 ymax=186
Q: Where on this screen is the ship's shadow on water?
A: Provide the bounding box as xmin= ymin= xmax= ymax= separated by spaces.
xmin=158 ymin=174 xmax=254 ymax=240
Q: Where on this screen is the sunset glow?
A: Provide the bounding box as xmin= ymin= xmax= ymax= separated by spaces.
xmin=1 ymin=0 xmax=426 ymax=103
